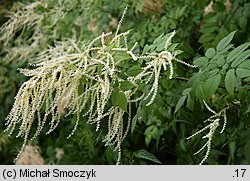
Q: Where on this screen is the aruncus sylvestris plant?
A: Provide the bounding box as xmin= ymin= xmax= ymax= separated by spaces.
xmin=187 ymin=101 xmax=229 ymax=165
xmin=4 ymin=5 xmax=195 ymax=164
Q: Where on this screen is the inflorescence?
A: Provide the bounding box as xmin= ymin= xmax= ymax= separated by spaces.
xmin=4 ymin=5 xmax=196 ymax=164
xmin=187 ymin=100 xmax=229 ymax=165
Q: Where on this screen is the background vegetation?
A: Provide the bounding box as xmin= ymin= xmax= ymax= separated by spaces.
xmin=0 ymin=0 xmax=250 ymax=165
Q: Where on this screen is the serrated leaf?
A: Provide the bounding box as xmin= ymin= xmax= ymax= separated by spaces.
xmin=120 ymin=80 xmax=134 ymax=91
xmin=205 ymin=48 xmax=216 ymax=58
xmin=205 ymin=73 xmax=221 ymax=97
xmin=225 ymin=69 xmax=235 ymax=95
xmin=175 ymin=95 xmax=187 ymax=113
xmin=231 ymin=50 xmax=250 ymax=67
xmin=216 ymin=31 xmax=236 ymax=52
xmin=236 ymin=68 xmax=250 ymax=78
xmin=134 ymin=149 xmax=161 ymax=164
xmin=226 ymin=42 xmax=250 ymax=63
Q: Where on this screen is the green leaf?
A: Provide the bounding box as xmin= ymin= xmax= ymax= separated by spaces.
xmin=78 ymin=83 xmax=84 ymax=95
xmin=217 ymin=44 xmax=234 ymax=54
xmin=153 ymin=33 xmax=164 ymax=44
xmin=222 ymin=63 xmax=229 ymax=70
xmin=199 ymin=33 xmax=215 ymax=44
xmin=120 ymin=80 xmax=134 ymax=91
xmin=238 ymin=61 xmax=250 ymax=77
xmin=179 ymin=139 xmax=187 ymax=152
xmin=205 ymin=48 xmax=216 ymax=58
xmin=207 ymin=68 xmax=220 ymax=77
xmin=131 ymin=114 xmax=138 ymax=134
xmin=204 ymin=73 xmax=221 ymax=97
xmin=182 ymin=88 xmax=191 ymax=95
xmin=117 ymin=91 xmax=128 ymax=112
xmin=97 ymin=64 xmax=103 ymax=76
xmin=175 ymin=95 xmax=187 ymax=113
xmin=144 ymin=125 xmax=158 ymax=139
xmin=175 ymin=5 xmax=187 ymax=19
xmin=105 ymin=43 xmax=115 ymax=51
xmin=238 ymin=60 xmax=250 ymax=69
xmin=186 ymin=94 xmax=194 ymax=111
xmin=68 ymin=64 xmax=77 ymax=71
xmin=216 ymin=31 xmax=236 ymax=52
xmin=111 ymin=88 xmax=128 ymax=112
xmin=134 ymin=149 xmax=161 ymax=164
xmin=195 ymin=81 xmax=206 ymax=100
xmin=215 ymin=55 xmax=226 ymax=67
xmin=111 ymin=88 xmax=119 ymax=107
xmin=229 ymin=141 xmax=236 ymax=161
xmin=231 ymin=50 xmax=250 ymax=67
xmin=105 ymin=148 xmax=114 ymax=165
xmin=239 ymin=16 xmax=247 ymax=30
xmin=206 ymin=63 xmax=218 ymax=70
xmin=113 ymin=51 xmax=131 ymax=61
xmin=226 ymin=42 xmax=250 ymax=63
xmin=142 ymin=44 xmax=150 ymax=54
xmin=126 ymin=65 xmax=143 ymax=76
xmin=199 ymin=26 xmax=217 ymax=34
xmin=236 ymin=68 xmax=250 ymax=78
xmin=225 ymin=69 xmax=235 ymax=95
xmin=156 ymin=35 xmax=167 ymax=51
xmin=193 ymin=57 xmax=208 ymax=67
xmin=145 ymin=135 xmax=152 ymax=147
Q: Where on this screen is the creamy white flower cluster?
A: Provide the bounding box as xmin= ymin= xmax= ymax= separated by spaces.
xmin=187 ymin=100 xmax=228 ymax=165
xmin=5 ymin=5 xmax=195 ymax=164
xmin=0 ymin=2 xmax=43 ymax=45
